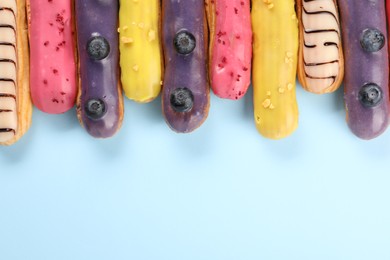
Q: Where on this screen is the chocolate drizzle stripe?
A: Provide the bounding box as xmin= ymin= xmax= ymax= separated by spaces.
xmin=0 ymin=24 xmax=15 ymax=31
xmin=303 ymin=59 xmax=339 ymax=66
xmin=305 ymin=72 xmax=336 ymax=83
xmin=302 ymin=5 xmax=339 ymax=23
xmin=0 ymin=78 xmax=16 ymax=84
xmin=0 ymin=42 xmax=16 ymax=48
xmin=0 ymin=128 xmax=16 ymax=134
xmin=0 ymin=58 xmax=16 ymax=65
xmin=0 ymin=94 xmax=16 ymax=100
xmin=304 ymin=29 xmax=339 ymax=34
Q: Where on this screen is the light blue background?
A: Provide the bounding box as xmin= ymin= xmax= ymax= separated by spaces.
xmin=1 ymin=85 xmax=390 ymax=260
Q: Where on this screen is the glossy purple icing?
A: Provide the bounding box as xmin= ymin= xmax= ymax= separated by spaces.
xmin=162 ymin=0 xmax=210 ymax=133
xmin=75 ymin=0 xmax=122 ymax=138
xmin=338 ymin=0 xmax=389 ymax=139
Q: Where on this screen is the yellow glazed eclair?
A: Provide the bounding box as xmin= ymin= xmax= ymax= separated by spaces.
xmin=119 ymin=0 xmax=162 ymax=103
xmin=251 ymin=0 xmax=299 ymax=139
xmin=0 ymin=0 xmax=32 ymax=146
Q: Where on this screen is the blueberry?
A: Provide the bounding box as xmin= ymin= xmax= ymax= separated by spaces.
xmin=173 ymin=31 xmax=196 ymax=55
xmin=87 ymin=36 xmax=110 ymax=60
xmin=85 ymin=98 xmax=106 ymax=119
xmin=358 ymin=83 xmax=383 ymax=108
xmin=170 ymin=88 xmax=194 ymax=113
xmin=360 ymin=28 xmax=385 ymax=52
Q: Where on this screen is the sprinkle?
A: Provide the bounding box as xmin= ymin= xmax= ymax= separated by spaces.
xmin=148 ymin=30 xmax=156 ymax=42
xmin=121 ymin=37 xmax=133 ymax=44
xmin=263 ymin=0 xmax=274 ymax=9
xmin=262 ymin=99 xmax=271 ymax=108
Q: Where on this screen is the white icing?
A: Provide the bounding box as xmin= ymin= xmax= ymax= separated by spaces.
xmin=0 ymin=1 xmax=18 ymax=142
xmin=1 ymin=0 xmax=17 ymax=10
xmin=302 ymin=0 xmax=341 ymax=91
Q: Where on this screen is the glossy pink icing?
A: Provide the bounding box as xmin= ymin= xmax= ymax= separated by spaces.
xmin=29 ymin=0 xmax=76 ymax=114
xmin=210 ymin=0 xmax=252 ymax=100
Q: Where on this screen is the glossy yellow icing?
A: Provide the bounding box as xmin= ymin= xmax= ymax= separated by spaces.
xmin=251 ymin=0 xmax=299 ymax=139
xmin=119 ymin=0 xmax=162 ymax=103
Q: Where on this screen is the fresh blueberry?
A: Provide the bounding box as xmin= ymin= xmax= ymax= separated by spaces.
xmin=87 ymin=36 xmax=110 ymax=60
xmin=85 ymin=98 xmax=106 ymax=119
xmin=170 ymin=88 xmax=194 ymax=113
xmin=173 ymin=31 xmax=196 ymax=55
xmin=360 ymin=28 xmax=385 ymax=52
xmin=358 ymin=83 xmax=383 ymax=108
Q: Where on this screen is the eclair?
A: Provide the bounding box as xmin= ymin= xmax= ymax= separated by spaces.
xmin=161 ymin=0 xmax=210 ymax=133
xmin=119 ymin=0 xmax=162 ymax=103
xmin=251 ymin=0 xmax=299 ymax=139
xmin=297 ymin=0 xmax=344 ymax=94
xmin=206 ymin=0 xmax=252 ymax=100
xmin=0 ymin=0 xmax=32 ymax=146
xmin=75 ymin=0 xmax=123 ymax=138
xmin=339 ymin=0 xmax=390 ymax=139
xmin=27 ymin=0 xmax=77 ymax=114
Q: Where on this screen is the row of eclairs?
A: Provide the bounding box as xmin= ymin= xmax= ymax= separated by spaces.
xmin=1 ymin=0 xmax=389 ymax=145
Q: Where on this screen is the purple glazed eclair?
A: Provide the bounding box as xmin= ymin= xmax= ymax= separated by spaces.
xmin=161 ymin=0 xmax=210 ymax=133
xmin=338 ymin=0 xmax=390 ymax=139
xmin=75 ymin=0 xmax=123 ymax=138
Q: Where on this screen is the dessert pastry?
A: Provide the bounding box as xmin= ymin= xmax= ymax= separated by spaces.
xmin=75 ymin=0 xmax=123 ymax=138
xmin=27 ymin=0 xmax=77 ymax=114
xmin=0 ymin=0 xmax=32 ymax=146
xmin=119 ymin=0 xmax=162 ymax=103
xmin=339 ymin=0 xmax=389 ymax=139
xmin=206 ymin=0 xmax=252 ymax=100
xmin=297 ymin=0 xmax=344 ymax=94
xmin=251 ymin=0 xmax=299 ymax=139
xmin=161 ymin=0 xmax=210 ymax=133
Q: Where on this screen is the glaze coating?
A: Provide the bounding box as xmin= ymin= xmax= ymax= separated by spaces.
xmin=75 ymin=0 xmax=123 ymax=138
xmin=162 ymin=0 xmax=209 ymax=133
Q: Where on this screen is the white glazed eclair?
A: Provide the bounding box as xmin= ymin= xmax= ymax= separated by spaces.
xmin=0 ymin=0 xmax=32 ymax=146
xmin=297 ymin=0 xmax=344 ymax=94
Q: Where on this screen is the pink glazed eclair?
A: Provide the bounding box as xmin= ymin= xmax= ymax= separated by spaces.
xmin=27 ymin=0 xmax=77 ymax=114
xmin=206 ymin=0 xmax=252 ymax=100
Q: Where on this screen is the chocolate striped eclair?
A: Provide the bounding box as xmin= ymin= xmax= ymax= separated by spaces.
xmin=297 ymin=0 xmax=344 ymax=94
xmin=0 ymin=0 xmax=32 ymax=146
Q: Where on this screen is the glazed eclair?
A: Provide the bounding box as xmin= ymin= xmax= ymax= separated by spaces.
xmin=251 ymin=0 xmax=299 ymax=139
xmin=75 ymin=0 xmax=123 ymax=138
xmin=339 ymin=0 xmax=390 ymax=139
xmin=206 ymin=0 xmax=252 ymax=100
xmin=0 ymin=0 xmax=32 ymax=146
xmin=119 ymin=0 xmax=162 ymax=103
xmin=161 ymin=0 xmax=210 ymax=133
xmin=297 ymin=0 xmax=344 ymax=94
xmin=27 ymin=0 xmax=77 ymax=114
